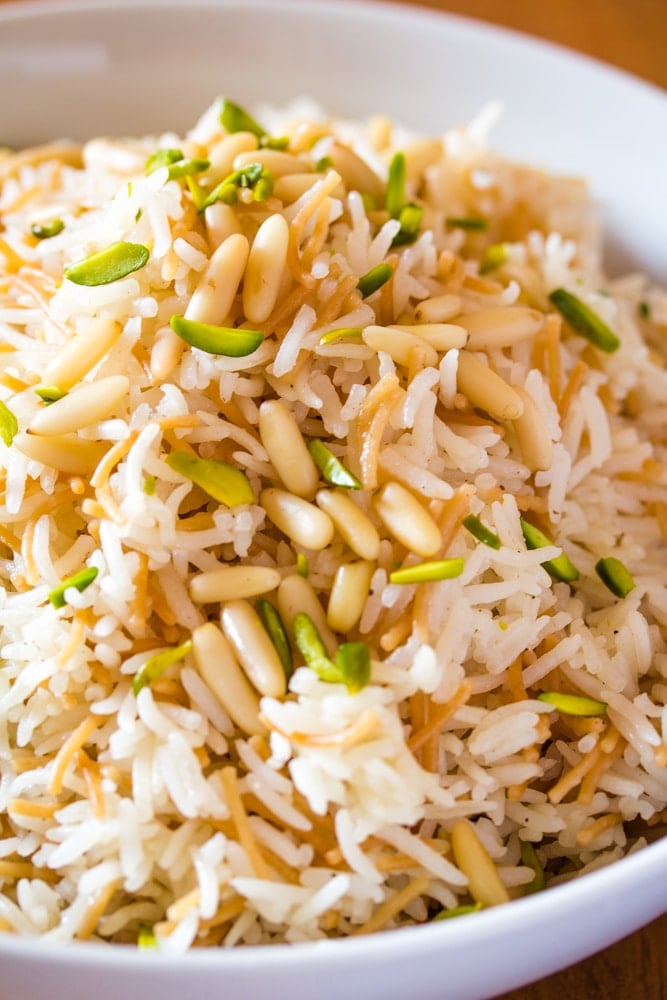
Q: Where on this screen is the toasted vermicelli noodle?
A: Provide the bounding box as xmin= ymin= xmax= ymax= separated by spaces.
xmin=0 ymin=97 xmax=665 ymax=950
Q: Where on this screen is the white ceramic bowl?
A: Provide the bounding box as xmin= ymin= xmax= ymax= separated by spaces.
xmin=0 ymin=2 xmax=665 ymax=998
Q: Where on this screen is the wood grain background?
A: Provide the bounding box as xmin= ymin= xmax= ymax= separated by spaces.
xmin=0 ymin=0 xmax=665 ymax=997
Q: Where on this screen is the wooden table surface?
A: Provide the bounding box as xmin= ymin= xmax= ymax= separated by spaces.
xmin=0 ymin=0 xmax=665 ymax=998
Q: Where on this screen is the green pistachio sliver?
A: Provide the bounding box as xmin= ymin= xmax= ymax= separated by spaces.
xmin=137 ymin=924 xmax=158 ymax=950
xmin=315 ymin=156 xmax=333 ymax=173
xmin=48 ymin=566 xmax=98 ymax=609
xmin=445 ymin=216 xmax=489 ymax=231
xmin=256 ymin=598 xmax=293 ymax=680
xmin=296 ymin=553 xmax=309 ymax=578
xmin=34 ymin=386 xmax=66 ymax=404
xmin=31 ymin=218 xmax=65 ymax=239
xmin=479 ymin=242 xmax=508 ymax=275
xmin=595 ymin=556 xmax=636 ymax=599
xmin=307 ymin=439 xmax=361 ymax=489
xmin=389 ymin=558 xmax=465 ymax=585
xmin=260 ymin=135 xmax=290 ymax=151
xmin=219 ymin=98 xmax=266 ymax=139
xmin=143 ymin=475 xmax=156 ymax=496
xmin=133 ymin=639 xmax=193 ymax=696
xmin=520 ymin=517 xmax=579 ymax=583
xmin=165 ymin=158 xmax=210 ymax=181
xmin=391 ymin=203 xmax=424 ymax=247
xmin=64 ymin=242 xmax=149 ymax=286
xmin=519 ymin=841 xmax=545 ymax=894
xmin=386 ymin=151 xmax=406 ymax=219
xmin=145 ymin=147 xmax=183 ymax=174
xmin=318 ymin=326 xmax=364 ymax=346
xmin=335 ymin=641 xmax=371 ymax=694
xmin=186 ymin=175 xmax=208 ymax=212
xmin=461 ymin=514 xmax=501 ymax=550
xmin=638 ymin=301 xmax=651 ymax=320
xmin=169 ymin=315 xmax=263 ymax=357
xmin=0 ymin=399 xmax=18 ymax=446
xmin=293 ymin=611 xmax=339 ymax=683
xmin=537 ymin=691 xmax=607 ymax=717
xmin=433 ymin=901 xmax=483 ymax=921
xmin=201 ymin=163 xmax=272 ymax=210
xmin=549 ymin=288 xmax=620 ymax=353
xmin=166 ymin=451 xmax=254 ymax=507
xmin=357 ymin=262 xmax=393 ymax=298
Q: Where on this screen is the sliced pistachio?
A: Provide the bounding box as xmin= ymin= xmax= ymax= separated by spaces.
xmin=48 ymin=566 xmax=98 ymax=609
xmin=145 ymin=148 xmax=183 ymax=174
xmin=357 ymin=262 xmax=393 ymax=298
xmin=133 ymin=639 xmax=193 ymax=696
xmin=34 ymin=386 xmax=66 ymax=404
xmin=479 ymin=242 xmax=508 ymax=275
xmin=389 ymin=558 xmax=465 ymax=585
xmin=293 ymin=611 xmax=339 ymax=682
xmin=392 ymin=203 xmax=424 ymax=247
xmin=219 ymin=98 xmax=266 ymax=139
xmin=143 ymin=475 xmax=156 ymax=496
xmin=334 ymin=641 xmax=371 ymax=694
xmin=0 ymin=399 xmax=18 ymax=446
xmin=137 ymin=925 xmax=158 ymax=950
xmin=64 ymin=242 xmax=149 ymax=286
xmin=595 ymin=556 xmax=636 ymax=598
xmin=445 ymin=216 xmax=488 ymax=231
xmin=318 ymin=326 xmax=364 ymax=346
xmin=386 ymin=151 xmax=406 ymax=219
xmin=537 ymin=691 xmax=607 ymax=716
xmin=256 ymin=597 xmax=293 ymax=680
xmin=169 ymin=315 xmax=263 ymax=357
xmin=549 ymin=288 xmax=620 ymax=353
xmin=201 ymin=163 xmax=273 ymax=210
xmin=433 ymin=902 xmax=483 ymax=921
xmin=520 ymin=518 xmax=579 ymax=583
xmin=166 ymin=451 xmax=254 ymax=507
xmin=296 ymin=553 xmax=309 ymax=578
xmin=307 ymin=439 xmax=361 ymax=489
xmin=519 ymin=841 xmax=545 ymax=893
xmin=462 ymin=514 xmax=501 ymax=550
xmin=31 ymin=218 xmax=64 ymax=239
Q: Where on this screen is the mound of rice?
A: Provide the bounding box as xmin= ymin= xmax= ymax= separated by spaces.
xmin=0 ymin=97 xmax=665 ymax=950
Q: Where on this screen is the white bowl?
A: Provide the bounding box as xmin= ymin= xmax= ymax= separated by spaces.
xmin=0 ymin=2 xmax=665 ymax=998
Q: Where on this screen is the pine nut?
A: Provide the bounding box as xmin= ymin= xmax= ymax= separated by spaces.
xmin=189 ymin=564 xmax=281 ymax=604
xmin=233 ymin=149 xmax=308 ymax=178
xmin=315 ymin=489 xmax=381 ymax=561
xmin=273 ymin=173 xmax=321 ymax=204
xmin=362 ymin=325 xmax=438 ymax=369
xmin=450 ymin=820 xmax=510 ymax=906
xmin=258 ymin=399 xmax=319 ymax=499
xmin=260 ymin=488 xmax=334 ymax=551
xmin=192 ymin=622 xmax=265 ymax=736
xmin=29 ymin=375 xmax=129 ymax=436
xmin=456 ymin=351 xmax=524 ymax=421
xmin=373 ymin=481 xmax=442 ymax=558
xmin=414 ymin=294 xmax=463 ymax=324
xmin=204 ymin=202 xmax=243 ymax=247
xmin=327 ymin=142 xmax=385 ymax=201
xmin=13 ymin=431 xmax=105 ymax=475
xmin=277 ymin=574 xmax=336 ymax=656
xmin=327 ymin=560 xmax=374 ymax=633
xmin=220 ymin=599 xmax=287 ymax=698
xmin=459 ymin=306 xmax=545 ymax=350
xmin=39 ymin=318 xmax=121 ymax=391
xmin=207 ymin=131 xmax=259 ymax=182
xmin=511 ymin=385 xmax=553 ymax=472
xmin=150 ymin=326 xmax=184 ymax=382
xmin=185 ymin=233 xmax=249 ymax=326
xmin=243 ymin=214 xmax=290 ymax=324
xmin=390 ymin=323 xmax=468 ymax=352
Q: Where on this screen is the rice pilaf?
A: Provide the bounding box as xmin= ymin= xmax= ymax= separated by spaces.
xmin=0 ymin=97 xmax=665 ymax=948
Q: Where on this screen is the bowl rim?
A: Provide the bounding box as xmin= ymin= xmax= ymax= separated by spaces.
xmin=0 ymin=0 xmax=665 ymax=973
